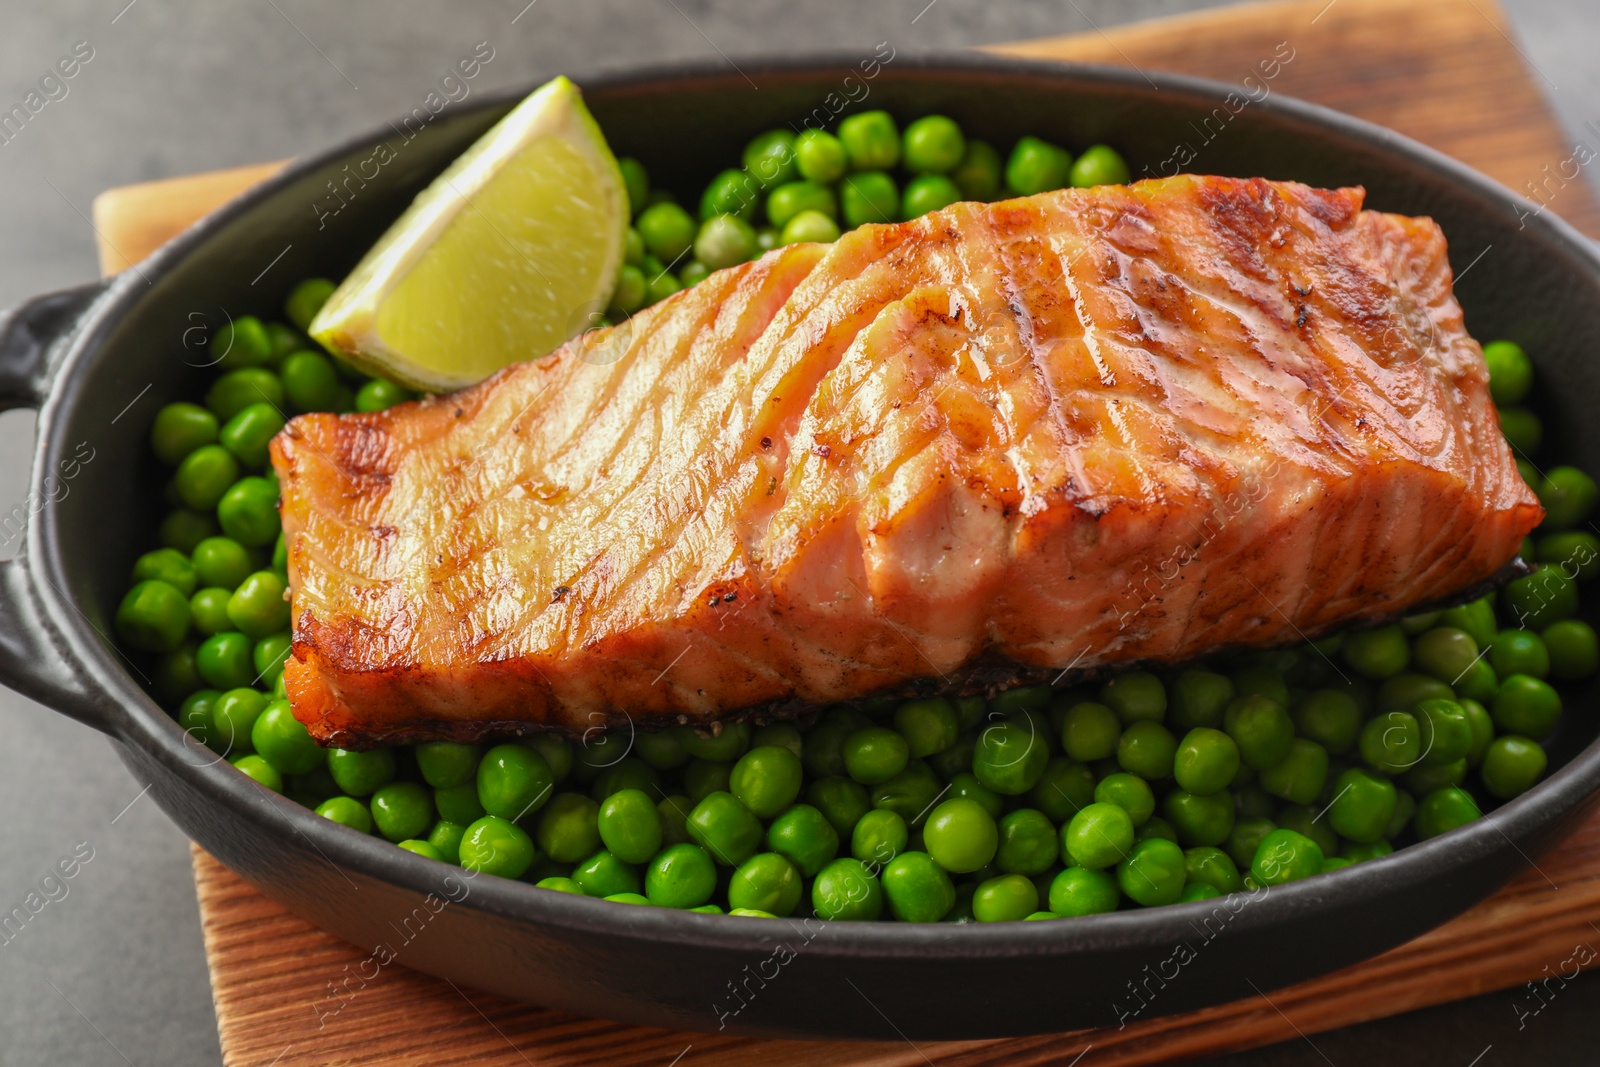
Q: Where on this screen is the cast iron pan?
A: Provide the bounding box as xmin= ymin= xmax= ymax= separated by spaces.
xmin=3 ymin=55 xmax=1600 ymax=1040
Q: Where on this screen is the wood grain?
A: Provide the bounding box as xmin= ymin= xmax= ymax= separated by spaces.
xmin=88 ymin=0 xmax=1600 ymax=1062
xmin=192 ymin=813 xmax=1600 ymax=1067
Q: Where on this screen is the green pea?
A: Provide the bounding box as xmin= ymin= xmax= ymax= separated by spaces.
xmin=115 ymin=579 xmax=190 ymax=653
xmin=206 ymin=368 xmax=283 ymax=423
xmin=687 ymin=791 xmax=762 ymax=867
xmin=713 ymin=745 xmax=798 ymax=821
xmin=177 ymin=689 xmax=219 ymax=746
xmin=870 ymin=761 xmax=942 ymax=827
xmin=1537 ymin=467 xmax=1597 ymax=530
xmin=1095 ymin=772 xmax=1156 ymax=826
xmin=327 ymin=746 xmax=395 ymax=796
xmin=534 ymin=792 xmax=600 ymax=863
xmin=728 ymin=852 xmax=802 ymax=916
xmin=1545 ymin=620 xmax=1599 ymax=678
xmin=218 ymin=403 xmax=286 ymax=468
xmin=1481 ymin=339 xmax=1532 ymax=404
xmin=285 ymin=279 xmax=336 ymax=331
xmin=1063 ymin=801 xmax=1134 ymax=870
xmin=1029 ymin=758 xmax=1094 ymax=823
xmin=950 ymin=140 xmax=1002 ymax=200
xmin=1231 ymin=664 xmax=1292 ymax=705
xmin=1048 ymin=866 xmax=1119 ymax=916
xmin=1505 ymin=567 xmax=1580 ymax=629
xmin=1101 ymin=671 xmax=1167 ymax=723
xmin=1286 ymin=689 xmax=1359 ymax=755
xmin=316 ymin=796 xmax=372 ymax=833
xmin=1491 ymin=629 xmax=1550 ymax=679
xmin=1118 ymin=837 xmax=1186 ymax=905
xmin=413 ymin=742 xmax=480 ymax=789
xmin=354 ymin=378 xmax=411 ymax=412
xmin=1358 ymin=711 xmax=1422 ymax=774
xmin=627 ymin=730 xmax=686 ymax=772
xmin=211 ymin=688 xmax=268 ymax=755
xmin=596 ymin=788 xmax=662 ymax=864
xmin=225 ymin=570 xmax=289 ymax=640
xmin=881 ymin=850 xmax=954 ymax=922
xmin=191 ymin=536 xmax=253 ymax=590
xmin=791 ymin=128 xmax=847 ymax=183
xmin=174 ymin=445 xmax=240 ymax=512
xmin=1224 ymin=694 xmax=1294 ymax=770
xmin=842 ymin=727 xmax=909 ymax=785
xmin=645 ymin=843 xmax=717 ymax=908
xmin=1404 ymin=757 xmax=1468 ymax=795
xmin=678 ymin=263 xmax=708 ymax=289
xmin=1343 ymin=625 xmax=1410 ymax=679
xmin=196 ymin=631 xmax=254 ymax=689
xmin=1492 ymin=674 xmax=1562 ymax=740
xmin=697 ymin=168 xmax=759 ymax=222
xmin=959 ymin=873 xmax=1030 ymax=923
xmin=211 ymin=315 xmax=272 ymax=369
xmin=216 ymin=477 xmax=280 ymax=547
xmin=1373 ymin=673 xmax=1453 ymax=715
xmin=1439 ymin=597 xmax=1498 ymax=650
xmin=460 ymin=816 xmax=536 ymax=879
xmin=1411 ymin=698 xmax=1473 ymax=766
xmin=887 ymin=699 xmax=955 ymax=759
xmin=1172 ymin=727 xmax=1240 ymax=795
xmin=990 ymin=808 xmax=1056 ymax=876
xmin=1005 ymin=136 xmax=1073 ymax=195
xmin=250 ymin=699 xmax=320 ymax=774
xmin=1060 ymin=702 xmax=1120 ymax=761
xmin=900 ymin=115 xmax=965 ymax=174
xmin=225 ymin=754 xmax=279 ymax=791
xmin=1184 ymin=846 xmax=1242 ymax=894
xmin=1256 ymin=738 xmax=1327 ymax=806
xmin=901 ymin=175 xmax=962 ymax=219
xmin=973 ymin=717 xmax=1049 ymax=795
xmin=693 ymin=214 xmax=757 ymax=270
xmin=766 ymin=181 xmax=836 ymax=229
xmin=1327 ymin=767 xmax=1397 ymax=843
xmin=422 ymin=820 xmax=464 ymax=864
xmin=766 ymin=804 xmax=838 ymax=877
xmin=1166 ymin=787 xmax=1236 ymax=847
xmin=1069 ymin=144 xmax=1131 ymax=187
xmin=1481 ymin=735 xmax=1547 ymax=798
xmin=279 ymin=350 xmax=341 ymax=413
xmin=1537 ymin=531 xmax=1600 ymax=582
xmin=1499 ymin=407 xmax=1542 ymax=453
xmin=370 ymin=782 xmax=433 ymax=843
xmin=151 ymin=402 xmax=219 ymax=465
xmin=476 ymin=744 xmax=554 ymax=821
xmin=678 ymin=722 xmax=750 ymax=763
xmin=812 ymin=858 xmax=883 ymax=921
xmin=160 ymin=509 xmax=219 ymax=553
xmin=1343 ymin=839 xmax=1393 ymax=863
xmin=251 ymin=631 xmax=290 ymax=684
xmin=743 ymin=129 xmax=799 ymax=187
xmin=922 ymin=798 xmax=997 ymax=874
xmin=1414 ymin=786 xmax=1481 ymax=839
xmin=617 ymin=157 xmax=649 ymax=216
xmin=750 ymin=723 xmax=802 ymax=758
xmin=635 ymin=201 xmax=697 ymax=264
xmin=1412 ymin=627 xmax=1480 ymax=684
xmin=838 ymin=111 xmax=900 ymax=171
xmin=152 ymin=640 xmax=201 ymax=703
xmin=840 ymin=171 xmax=899 ymax=227
xmin=572 ymin=850 xmax=640 ymax=897
xmin=656 ymin=794 xmax=692 ymax=846
xmin=1169 ymin=670 xmax=1235 ymax=731
xmin=1251 ymin=828 xmax=1324 ymax=886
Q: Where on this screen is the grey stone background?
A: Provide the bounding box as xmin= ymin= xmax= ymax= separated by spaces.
xmin=0 ymin=1 xmax=1596 ymax=1064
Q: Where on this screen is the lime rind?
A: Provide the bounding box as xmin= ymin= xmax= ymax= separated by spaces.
xmin=310 ymin=75 xmax=628 ymax=393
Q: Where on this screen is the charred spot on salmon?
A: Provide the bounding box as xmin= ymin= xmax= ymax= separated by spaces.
xmin=271 ymin=176 xmax=1542 ymax=746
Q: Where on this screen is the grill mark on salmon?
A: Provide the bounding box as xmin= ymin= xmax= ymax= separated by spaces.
xmin=272 ymin=176 xmax=1543 ymax=747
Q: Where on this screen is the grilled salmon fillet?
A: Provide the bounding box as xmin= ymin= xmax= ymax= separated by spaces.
xmin=272 ymin=175 xmax=1542 ymax=747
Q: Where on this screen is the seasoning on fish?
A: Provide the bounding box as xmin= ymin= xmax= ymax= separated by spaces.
xmin=271 ymin=175 xmax=1543 ymax=747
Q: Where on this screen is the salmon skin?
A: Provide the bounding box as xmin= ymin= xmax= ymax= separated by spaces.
xmin=272 ymin=175 xmax=1542 ymax=748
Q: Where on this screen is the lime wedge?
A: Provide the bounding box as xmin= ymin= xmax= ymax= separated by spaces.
xmin=310 ymin=76 xmax=627 ymax=392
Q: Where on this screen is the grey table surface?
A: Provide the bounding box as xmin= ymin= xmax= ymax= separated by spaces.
xmin=1 ymin=1 xmax=1597 ymax=1064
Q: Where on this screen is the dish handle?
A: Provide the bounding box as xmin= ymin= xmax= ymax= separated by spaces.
xmin=0 ymin=282 xmax=120 ymax=733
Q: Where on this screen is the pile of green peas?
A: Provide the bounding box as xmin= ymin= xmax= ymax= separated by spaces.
xmin=607 ymin=111 xmax=1129 ymax=320
xmin=113 ymin=117 xmax=1597 ymax=924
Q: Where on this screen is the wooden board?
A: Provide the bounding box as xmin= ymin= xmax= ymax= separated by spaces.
xmin=88 ymin=0 xmax=1600 ymax=1063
